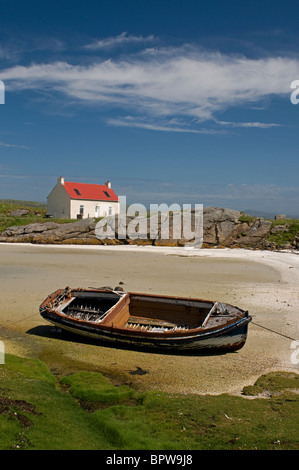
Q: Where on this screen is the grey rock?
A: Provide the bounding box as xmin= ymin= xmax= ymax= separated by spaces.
xmin=24 ymin=222 xmax=60 ymax=234
xmin=234 ymin=219 xmax=272 ymax=246
xmin=270 ymin=225 xmax=289 ymax=234
xmin=8 ymin=209 xmax=30 ymax=217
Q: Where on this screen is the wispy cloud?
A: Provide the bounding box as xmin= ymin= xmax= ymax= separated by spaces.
xmin=83 ymin=32 xmax=156 ymax=50
xmin=107 ymin=116 xmax=224 ymax=134
xmin=1 ymin=39 xmax=298 ymax=132
xmin=215 ymin=119 xmax=280 ymax=129
xmin=0 ymin=141 xmax=29 ymax=149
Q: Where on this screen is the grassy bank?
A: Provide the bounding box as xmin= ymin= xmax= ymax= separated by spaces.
xmin=0 ymin=200 xmax=78 ymax=233
xmin=0 ymin=354 xmax=298 ymax=450
xmin=0 ymin=200 xmax=46 ymax=212
xmin=267 ymin=218 xmax=299 ymax=247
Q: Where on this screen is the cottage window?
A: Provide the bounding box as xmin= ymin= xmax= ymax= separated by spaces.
xmin=104 ymin=191 xmax=111 ymax=198
xmin=79 ymin=205 xmax=84 ymax=215
xmin=74 ymin=188 xmax=81 ymax=196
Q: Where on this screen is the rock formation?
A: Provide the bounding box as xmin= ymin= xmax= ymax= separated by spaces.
xmin=0 ymin=207 xmax=297 ymax=250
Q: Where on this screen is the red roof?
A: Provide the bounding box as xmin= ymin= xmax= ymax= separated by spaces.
xmin=62 ymin=181 xmax=119 ymax=202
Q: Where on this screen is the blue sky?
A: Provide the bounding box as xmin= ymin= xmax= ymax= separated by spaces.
xmin=0 ymin=0 xmax=299 ymax=215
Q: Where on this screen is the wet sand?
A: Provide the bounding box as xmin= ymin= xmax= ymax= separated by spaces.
xmin=0 ymin=243 xmax=298 ymax=395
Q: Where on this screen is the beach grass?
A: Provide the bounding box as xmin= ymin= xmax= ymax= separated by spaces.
xmin=0 ymin=353 xmax=298 ymax=450
xmin=0 ymin=199 xmax=99 ymax=234
xmin=0 ymin=216 xmax=79 ymax=233
xmin=0 ymin=199 xmax=46 ymax=212
xmin=0 ymin=199 xmax=78 ymax=233
xmin=268 ymin=219 xmax=299 ymax=247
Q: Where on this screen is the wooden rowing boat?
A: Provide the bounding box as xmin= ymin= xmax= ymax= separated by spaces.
xmin=39 ymin=287 xmax=252 ymax=352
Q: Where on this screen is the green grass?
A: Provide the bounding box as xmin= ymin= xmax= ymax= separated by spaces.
xmin=0 ymin=355 xmax=111 ymax=450
xmin=60 ymin=371 xmax=136 ymax=406
xmin=0 ymin=199 xmax=90 ymax=233
xmin=0 ymin=200 xmax=46 ymax=233
xmin=0 ymin=199 xmax=77 ymax=233
xmin=0 ymin=354 xmax=298 ymax=450
xmin=267 ymin=219 xmax=299 ymax=247
xmin=0 ymin=217 xmax=79 ymax=233
xmin=0 ymin=199 xmax=47 ymax=212
xmin=238 ymin=213 xmax=299 ymax=247
xmin=238 ymin=214 xmax=255 ymax=223
xmin=242 ymin=371 xmax=299 ymax=396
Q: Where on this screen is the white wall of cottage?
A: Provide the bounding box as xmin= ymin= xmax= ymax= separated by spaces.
xmin=70 ymin=199 xmax=120 ymax=219
xmin=47 ymin=182 xmax=71 ymax=219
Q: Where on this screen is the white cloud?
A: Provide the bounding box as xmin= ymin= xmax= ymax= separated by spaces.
xmin=0 ymin=141 xmax=29 ymax=149
xmin=1 ymin=43 xmax=299 ymax=132
xmin=84 ymin=32 xmax=156 ymax=50
xmin=107 ymin=116 xmax=223 ymax=134
xmin=215 ymin=119 xmax=280 ymax=128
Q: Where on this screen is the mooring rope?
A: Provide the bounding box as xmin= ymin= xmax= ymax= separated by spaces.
xmin=251 ymin=321 xmax=297 ymax=342
xmin=0 ymin=312 xmax=40 ymax=329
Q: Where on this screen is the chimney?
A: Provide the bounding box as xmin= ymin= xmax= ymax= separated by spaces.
xmin=105 ymin=181 xmax=111 ymax=188
xmin=58 ymin=176 xmax=65 ymax=185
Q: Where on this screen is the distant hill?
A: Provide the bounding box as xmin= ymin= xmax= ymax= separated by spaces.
xmin=0 ymin=199 xmax=47 ymax=209
xmin=244 ymin=209 xmax=299 ymax=220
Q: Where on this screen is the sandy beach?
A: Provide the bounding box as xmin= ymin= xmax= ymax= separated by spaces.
xmin=0 ymin=242 xmax=298 ymax=395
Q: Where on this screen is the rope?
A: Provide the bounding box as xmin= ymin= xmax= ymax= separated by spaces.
xmin=252 ymin=321 xmax=297 ymax=342
xmin=0 ymin=312 xmax=40 ymax=329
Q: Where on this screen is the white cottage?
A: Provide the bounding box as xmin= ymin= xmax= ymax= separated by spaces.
xmin=47 ymin=177 xmax=120 ymax=219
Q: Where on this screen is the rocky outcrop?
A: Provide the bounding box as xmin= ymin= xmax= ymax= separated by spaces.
xmin=202 ymin=207 xmax=242 ymax=245
xmin=0 ymin=219 xmax=98 ymax=244
xmin=0 ymin=208 xmax=297 ymax=250
xmin=232 ymin=218 xmax=272 ymax=248
xmin=201 ymin=208 xmax=277 ymax=249
xmin=8 ymin=209 xmax=31 ymax=217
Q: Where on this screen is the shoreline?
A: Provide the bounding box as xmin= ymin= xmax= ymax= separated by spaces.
xmin=2 ymin=240 xmax=299 ymax=287
xmin=0 ymin=242 xmax=298 ymax=395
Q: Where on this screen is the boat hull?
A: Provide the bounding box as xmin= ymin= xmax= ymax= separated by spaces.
xmin=40 ymin=308 xmax=251 ymax=353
